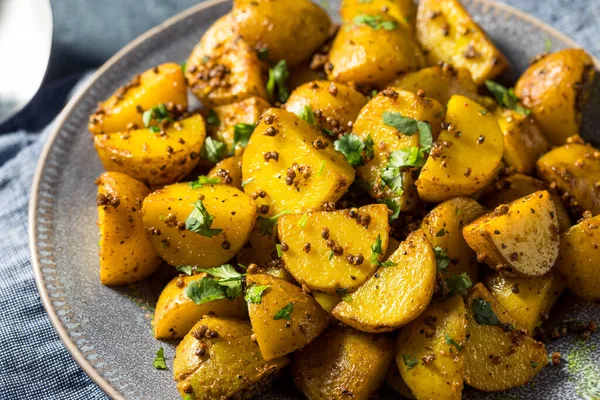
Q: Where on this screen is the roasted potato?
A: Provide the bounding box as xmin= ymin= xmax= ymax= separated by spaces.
xmin=232 ymin=0 xmax=331 ymax=67
xmin=246 ymin=274 xmax=329 ymax=360
xmin=332 ymin=230 xmax=436 ymax=332
xmin=515 ymin=49 xmax=596 ymax=145
xmin=242 ymin=108 xmax=355 ymax=216
xmin=484 ymin=271 xmax=565 ymax=334
xmin=292 ymin=326 xmax=394 ymax=400
xmin=236 ymin=225 xmax=278 ymax=268
xmin=279 ymin=204 xmax=390 ymax=294
xmin=174 ymin=316 xmax=289 ymax=399
xmin=464 ymin=284 xmax=548 ymax=391
xmin=153 ymin=273 xmax=248 ymax=340
xmin=287 ymin=62 xmax=328 ymax=91
xmin=536 ymin=142 xmax=600 ymax=216
xmin=416 ymin=0 xmax=509 ymax=84
xmin=340 ymin=0 xmax=416 ymax=32
xmin=94 ymin=114 xmax=206 ymax=186
xmin=207 ymin=156 xmax=243 ymax=189
xmin=416 ymin=95 xmax=504 ymax=202
xmin=142 ymin=183 xmax=257 ymax=267
xmin=313 ymin=292 xmax=341 ymax=315
xmin=554 ymin=214 xmax=600 ymax=300
xmin=96 ymin=172 xmax=161 ymax=285
xmin=385 ymin=362 xmax=415 ymax=399
xmin=463 ymin=191 xmax=559 ymax=277
xmin=88 ymin=63 xmax=187 ymax=135
xmin=396 ymin=295 xmax=467 ymax=400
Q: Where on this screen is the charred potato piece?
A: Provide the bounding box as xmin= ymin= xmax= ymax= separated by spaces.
xmin=340 ymin=0 xmax=416 ymax=32
xmin=207 ymin=156 xmax=243 ymax=189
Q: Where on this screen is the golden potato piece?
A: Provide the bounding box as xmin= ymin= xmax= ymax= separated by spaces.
xmin=396 ymin=295 xmax=467 ymax=400
xmin=232 ymin=0 xmax=331 ymax=67
xmin=332 ymin=229 xmax=436 ymax=332
xmin=96 ymin=172 xmax=161 ymax=285
xmin=555 ymin=214 xmax=600 ymax=300
xmin=292 ymin=326 xmax=394 ymax=400
xmin=287 ymin=62 xmax=327 ymax=92
xmin=421 ymin=197 xmax=486 ymax=283
xmin=279 ymin=204 xmax=390 ymax=294
xmin=340 ymin=0 xmax=416 ymax=32
xmin=463 ymin=191 xmax=559 ymax=277
xmin=416 ymin=0 xmax=509 ymax=84
xmin=464 ymin=284 xmax=548 ymax=391
xmin=416 ymin=95 xmax=504 ymax=202
xmin=242 ymin=108 xmax=355 ymax=216
xmin=536 ymin=142 xmax=600 ymax=217
xmin=313 ymin=292 xmax=341 ymax=315
xmin=246 ymin=274 xmax=329 ymax=360
xmin=196 ymin=13 xmax=237 ymax=56
xmin=236 ymin=225 xmax=278 ymax=268
xmin=207 ymin=156 xmax=243 ymax=189
xmin=88 ymin=63 xmax=187 ymax=135
xmin=484 ymin=271 xmax=564 ymax=334
xmin=385 ymin=362 xmax=415 ymax=399
xmin=515 ymin=49 xmax=595 ymax=145
xmin=94 ymin=114 xmax=206 ymax=186
xmin=153 ymin=273 xmax=248 ymax=340
xmin=142 ymin=183 xmax=257 ymax=267
xmin=174 ymin=316 xmax=289 ymax=399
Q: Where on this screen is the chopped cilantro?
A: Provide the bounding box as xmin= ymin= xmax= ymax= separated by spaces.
xmin=231 ymin=123 xmax=255 ymax=155
xmin=402 ymin=354 xmax=418 ymax=370
xmin=378 ymin=198 xmax=401 ymax=222
xmin=381 ymin=166 xmax=404 ymax=196
xmin=370 ymin=234 xmax=397 ymax=267
xmin=245 ymin=285 xmax=269 ymax=304
xmin=485 ymin=80 xmax=531 ymax=116
xmin=334 ymin=134 xmax=369 ymax=166
xmin=142 ymin=104 xmax=172 ymax=128
xmin=383 ymin=112 xmax=433 ymax=152
xmin=206 ymin=109 xmax=220 ymax=126
xmin=202 ymin=137 xmax=227 ymax=163
xmin=445 ymin=333 xmax=462 ymax=351
xmin=276 ymin=243 xmax=283 ymax=258
xmin=196 ymin=264 xmax=244 ymax=300
xmin=153 ymin=347 xmax=167 ymax=370
xmin=436 ymin=228 xmax=446 ymax=237
xmin=434 ymin=246 xmax=450 ymax=271
xmin=531 ymin=361 xmax=539 ymax=369
xmin=176 ymin=265 xmax=194 ymax=276
xmin=364 ymin=135 xmax=375 ymax=159
xmin=342 ymin=294 xmax=353 ymax=302
xmin=446 ymin=273 xmax=472 ymax=295
xmin=479 ymin=109 xmax=489 ymax=115
xmin=241 ymin=177 xmax=254 ymax=188
xmin=353 ymin=14 xmax=397 ymax=30
xmin=189 ymin=175 xmax=220 ymax=189
xmin=328 ymin=250 xmax=334 ymax=260
xmin=185 ymin=277 xmax=227 ymax=305
xmin=298 ymin=213 xmax=309 ymax=228
xmin=298 ymin=105 xmax=317 ymax=125
xmin=257 ymin=210 xmax=290 ymax=236
xmin=198 ymin=264 xmax=243 ymax=279
xmin=181 ymin=61 xmax=187 ymax=74
xmin=185 ymin=199 xmax=222 ymax=237
xmin=267 ymin=60 xmax=290 ymax=103
xmin=472 ymin=298 xmax=501 ymax=326
xmin=273 ymin=303 xmax=294 ymax=320
xmin=318 ymin=160 xmax=326 ymax=177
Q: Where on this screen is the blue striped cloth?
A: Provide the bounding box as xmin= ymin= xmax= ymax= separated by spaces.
xmin=0 ymin=1 xmax=598 ymax=399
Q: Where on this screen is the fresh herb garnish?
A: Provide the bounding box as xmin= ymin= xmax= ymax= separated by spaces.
xmin=176 ymin=265 xmax=194 ymax=276
xmin=202 ymin=137 xmax=227 ymax=163
xmin=257 ymin=210 xmax=290 ymax=236
xmin=181 ymin=62 xmax=187 ymax=74
xmin=273 ymin=303 xmax=294 ymax=320
xmin=298 ymin=105 xmax=317 ymax=125
xmin=402 ymin=354 xmax=418 ymax=370
xmin=353 ymin=14 xmax=398 ymax=30
xmin=195 ymin=264 xmax=245 ymax=300
xmin=185 ymin=277 xmax=227 ymax=304
xmin=334 ymin=134 xmax=370 ymax=166
xmin=199 ymin=264 xmax=243 ymax=279
xmin=531 ymin=361 xmax=539 ymax=369
xmin=434 ymin=246 xmax=450 ymax=271
xmin=231 ymin=123 xmax=255 ymax=155
xmin=378 ymin=198 xmax=401 ymax=221
xmin=143 ymin=104 xmax=172 ymax=128
xmin=446 ymin=273 xmax=472 ymax=295
xmin=245 ymin=285 xmax=269 ymax=304
xmin=472 ymin=298 xmax=501 ymax=326
xmin=370 ymin=234 xmax=397 ymax=267
xmin=298 ymin=213 xmax=309 ymax=228
xmin=185 ymin=199 xmax=222 ymax=237
xmin=267 ymin=60 xmax=290 ymax=103
xmin=206 ymin=109 xmax=220 ymax=126
xmin=436 ymin=228 xmax=446 ymax=237
xmin=276 ymin=243 xmax=283 ymax=258
xmin=381 ymin=166 xmax=405 ymax=196
xmin=318 ymin=160 xmax=326 ymax=177
xmin=485 ymin=80 xmax=531 ymax=116
xmin=241 ymin=177 xmax=254 ymax=188
xmin=383 ymin=112 xmax=433 ymax=152
xmin=153 ymin=347 xmax=167 ymax=370
xmin=328 ymin=250 xmax=334 ymax=260
xmin=445 ymin=333 xmax=462 ymax=351
xmin=342 ymin=294 xmax=353 ymax=302
xmin=189 ymin=175 xmax=220 ymax=189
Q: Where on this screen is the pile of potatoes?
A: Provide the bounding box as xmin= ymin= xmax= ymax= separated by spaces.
xmin=90 ymin=0 xmax=599 ymax=399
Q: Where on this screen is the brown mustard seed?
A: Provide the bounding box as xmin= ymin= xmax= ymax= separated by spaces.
xmin=280 ymin=242 xmax=289 ymax=252
xmin=263 ymin=115 xmax=274 ymax=125
xmin=192 ymin=325 xmax=208 ymax=340
xmin=511 ymin=284 xmax=520 ymax=294
xmin=491 ymin=355 xmax=502 ymax=365
xmin=333 ymin=245 xmax=344 ymax=256
xmin=464 ymin=167 xmax=472 ymax=177
xmin=221 ymin=241 xmax=231 ymax=250
xmin=349 ymin=208 xmax=359 ymax=218
xmin=247 ymin=263 xmax=259 ymax=274
xmin=263 ymin=151 xmax=279 ymax=162
xmin=264 ymin=126 xmax=278 ymax=136
xmin=328 ymin=83 xmax=338 ymax=96
xmin=312 ymin=137 xmax=329 ymax=149
xmin=353 ymin=254 xmax=364 ymax=265
xmin=477 ymin=135 xmax=485 ymax=145
xmin=258 ymin=204 xmax=270 ymax=215
xmin=321 ymin=227 xmax=330 ymax=240
xmin=326 ymin=239 xmax=335 ymax=248
xmin=360 ymin=214 xmax=371 ymax=227
xmin=285 ymin=168 xmax=296 ymax=185
xmin=551 ymin=352 xmax=561 ymax=366
xmin=195 ymin=346 xmax=206 ymax=357
xmin=303 ymin=243 xmax=311 ymax=253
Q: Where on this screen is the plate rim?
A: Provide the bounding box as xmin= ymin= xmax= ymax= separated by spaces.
xmin=27 ymin=0 xmax=600 ymax=399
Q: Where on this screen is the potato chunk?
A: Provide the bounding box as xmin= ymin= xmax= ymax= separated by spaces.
xmin=464 ymin=284 xmax=548 ymax=391
xmin=279 ymin=204 xmax=390 ymax=294
xmin=242 ymin=108 xmax=355 ymax=216
xmin=463 ymin=191 xmax=559 ymax=277
xmin=396 ymin=295 xmax=467 ymax=400
xmin=332 ymin=229 xmax=436 ymax=332
xmin=340 ymin=0 xmax=416 ymax=32
xmin=246 ymin=274 xmax=329 ymax=360
xmin=142 ymin=183 xmax=257 ymax=267
xmin=555 ymin=214 xmax=600 ymax=300
xmin=536 ymin=142 xmax=600 ymax=217
xmin=195 ymin=13 xmax=237 ymax=56
xmin=515 ymin=49 xmax=595 ymax=145
xmin=416 ymin=95 xmax=504 ymax=202
xmin=94 ymin=114 xmax=206 ymax=186
xmin=207 ymin=156 xmax=243 ymax=189
xmin=174 ymin=316 xmax=289 ymax=399
xmin=484 ymin=272 xmax=565 ymax=334
xmin=96 ymin=172 xmax=161 ymax=285
xmin=88 ymin=63 xmax=187 ymax=135
xmin=292 ymin=326 xmax=394 ymax=400
xmin=416 ymin=0 xmax=509 ymax=84
xmin=313 ymin=292 xmax=341 ymax=315
xmin=153 ymin=273 xmax=248 ymax=340
xmin=385 ymin=362 xmax=415 ymax=399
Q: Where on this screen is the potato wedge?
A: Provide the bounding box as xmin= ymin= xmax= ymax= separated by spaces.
xmin=340 ymin=0 xmax=416 ymax=32
xmin=279 ymin=204 xmax=390 ymax=294
xmin=464 ymin=283 xmax=548 ymax=391
xmin=332 ymin=229 xmax=436 ymax=332
xmin=96 ymin=172 xmax=161 ymax=285
xmin=236 ymin=225 xmax=278 ymax=268
xmin=536 ymin=142 xmax=600 ymax=216
xmin=174 ymin=316 xmax=289 ymax=399
xmin=416 ymin=95 xmax=504 ymax=202
xmin=284 ymin=80 xmax=367 ymax=136
xmin=94 ymin=114 xmax=206 ymax=186
xmin=246 ymin=273 xmax=329 ymax=360
xmin=515 ymin=49 xmax=595 ymax=145
xmin=232 ymin=0 xmax=331 ymax=67
xmin=484 ymin=271 xmax=565 ymax=334
xmin=396 ymin=295 xmax=467 ymax=400
xmin=242 ymin=108 xmax=355 ymax=216
xmin=207 ymin=156 xmax=243 ymax=189
xmin=153 ymin=273 xmax=248 ymax=340
xmin=421 ymin=197 xmax=486 ymax=283
xmin=555 ymin=214 xmax=600 ymax=300
xmin=463 ymin=191 xmax=559 ymax=277
xmin=385 ymin=362 xmax=415 ymax=399
xmin=313 ymin=292 xmax=341 ymax=315
xmin=195 ymin=13 xmax=237 ymax=57
xmin=292 ymin=326 xmax=394 ymax=400
xmin=416 ymin=0 xmax=509 ymax=84
xmin=142 ymin=183 xmax=257 ymax=267
xmin=88 ymin=63 xmax=187 ymax=135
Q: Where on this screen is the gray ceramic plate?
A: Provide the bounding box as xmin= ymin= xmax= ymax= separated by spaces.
xmin=29 ymin=0 xmax=600 ymax=399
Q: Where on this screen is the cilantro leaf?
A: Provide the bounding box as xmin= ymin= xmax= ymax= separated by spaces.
xmin=434 ymin=246 xmax=450 ymax=271
xmin=370 ymin=234 xmax=397 ymax=267
xmin=276 ymin=243 xmax=283 ymax=258
xmin=241 ymin=177 xmax=254 ymax=188
xmin=202 ymin=137 xmax=227 ymax=163
xmin=379 ymin=198 xmax=401 ymax=221
xmin=402 ymin=354 xmax=418 ymax=370
xmin=153 ymin=347 xmax=167 ymax=370
xmin=176 ymin=265 xmax=194 ymax=275
xmin=446 ymin=273 xmax=472 ymax=296
xmin=257 ymin=210 xmax=290 ymax=236
xmin=383 ymin=112 xmax=420 ymax=135
xmin=231 ymin=123 xmax=255 ymax=155
xmin=436 ymin=228 xmax=446 ymax=237
xmin=334 ymin=134 xmax=368 ymax=166
xmin=143 ymin=104 xmax=172 ymax=128
xmin=472 ymin=298 xmax=501 ymax=326
xmin=198 ymin=264 xmax=243 ymax=279
xmin=273 ymin=303 xmax=294 ymax=320
xmin=318 ymin=160 xmax=326 ymax=177
xmin=381 ymin=166 xmax=404 ymax=196
xmin=206 ymin=109 xmax=220 ymax=126
xmin=267 ymin=60 xmax=290 ymax=103
xmin=217 ymin=278 xmax=243 ymax=299
xmin=185 ymin=277 xmax=227 ymax=305
xmin=298 ymin=213 xmax=309 ymax=228
xmin=531 ymin=361 xmax=539 ymax=369
xmin=485 ymin=80 xmax=531 ymax=116
xmin=245 ymin=285 xmax=269 ymax=304
xmin=353 ymin=14 xmax=398 ymax=30
xmin=417 ymin=121 xmax=433 ymax=152
xmin=189 ymin=175 xmax=220 ymax=189
xmin=388 ymin=147 xmax=427 ymax=168
xmin=181 ymin=62 xmax=187 ymax=74
xmin=342 ymin=294 xmax=353 ymax=302
xmin=364 ymin=135 xmax=375 ymax=159
xmin=445 ymin=333 xmax=462 ymax=351
xmin=297 ymin=105 xmax=317 ymax=125
xmin=186 ymin=200 xmax=222 ymax=237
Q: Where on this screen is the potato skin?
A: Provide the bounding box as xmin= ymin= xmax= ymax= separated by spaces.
xmin=340 ymin=0 xmax=416 ymax=32
xmin=554 ymin=214 xmax=600 ymax=300
xmin=207 ymin=156 xmax=243 ymax=189
xmin=174 ymin=316 xmax=289 ymax=399
xmin=416 ymin=0 xmax=509 ymax=84
xmin=88 ymin=63 xmax=187 ymax=135
xmin=515 ymin=49 xmax=595 ymax=145
xmin=96 ymin=172 xmax=161 ymax=285
xmin=153 ymin=273 xmax=248 ymax=340
xmin=142 ymin=183 xmax=257 ymax=267
xmin=232 ymin=0 xmax=331 ymax=68
xmin=292 ymin=326 xmax=394 ymax=400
